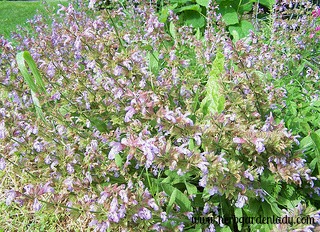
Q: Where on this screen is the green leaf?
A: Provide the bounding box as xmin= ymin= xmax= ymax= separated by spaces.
xmin=196 ymin=0 xmax=209 ymax=7
xmin=250 ymin=0 xmax=275 ymax=9
xmin=31 ymin=91 xmax=46 ymax=122
xmin=16 ymin=51 xmax=47 ymax=122
xmin=234 ymin=208 xmax=243 ymax=230
xmin=218 ymin=4 xmax=239 ymax=26
xmin=161 ymin=183 xmax=192 ymax=212
xmin=185 ymin=182 xmax=198 ymax=196
xmin=90 ymin=118 xmax=108 ymax=132
xmin=115 ymin=154 xmax=123 ymax=168
xmin=200 ymin=50 xmax=225 ymax=115
xmin=16 ymin=51 xmax=46 ymax=94
xmin=169 ymin=21 xmax=177 ymax=40
xmin=175 ymin=4 xmax=202 ymax=13
xmin=148 ymin=51 xmax=159 ymax=76
xmin=170 ymin=0 xmax=190 ymax=4
xmin=181 ymin=10 xmax=206 ymax=28
xmin=167 ymin=188 xmax=177 ymax=212
xmin=229 ymin=20 xmax=254 ymax=41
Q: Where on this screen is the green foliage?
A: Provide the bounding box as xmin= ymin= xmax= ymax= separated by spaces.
xmin=157 ymin=0 xmax=274 ymax=40
xmin=16 ymin=51 xmax=47 ymax=122
xmin=200 ymin=50 xmax=225 ymax=115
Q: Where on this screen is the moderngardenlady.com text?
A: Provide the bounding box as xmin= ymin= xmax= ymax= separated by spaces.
xmin=191 ymin=215 xmax=315 ymax=225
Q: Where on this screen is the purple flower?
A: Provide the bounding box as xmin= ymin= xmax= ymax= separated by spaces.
xmin=244 ymin=170 xmax=254 ymax=181
xmin=108 ymin=142 xmax=123 ymax=160
xmin=124 ymin=106 xmax=136 ymax=122
xmin=254 ymin=138 xmax=265 ymax=153
xmin=33 ymin=140 xmax=44 ymax=152
xmin=255 ymin=189 xmax=266 ymax=201
xmin=209 ymin=186 xmax=219 ymax=196
xmin=199 ymin=175 xmax=208 ymax=187
xmin=148 ymin=198 xmax=159 ymax=211
xmin=233 ymin=137 xmax=245 ymax=144
xmin=138 ymin=207 xmax=152 ymax=220
xmin=108 ymin=211 xmax=120 ymax=223
xmin=66 ymin=163 xmax=74 ymax=174
xmin=33 ymin=198 xmax=42 ymax=211
xmin=6 ymin=190 xmax=17 ymax=205
xmin=235 ymin=193 xmax=248 ymax=208
xmin=160 ymin=212 xmax=167 ymax=222
xmin=0 ymin=158 xmax=6 ymax=170
xmin=0 ymin=121 xmax=7 ymax=139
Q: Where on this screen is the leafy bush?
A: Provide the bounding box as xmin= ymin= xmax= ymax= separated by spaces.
xmin=0 ymin=0 xmax=320 ymax=231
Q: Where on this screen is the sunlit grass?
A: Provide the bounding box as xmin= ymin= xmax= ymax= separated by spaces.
xmin=0 ymin=0 xmax=68 ymax=38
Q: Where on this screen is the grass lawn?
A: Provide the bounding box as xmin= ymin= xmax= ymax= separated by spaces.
xmin=0 ymin=0 xmax=68 ymax=38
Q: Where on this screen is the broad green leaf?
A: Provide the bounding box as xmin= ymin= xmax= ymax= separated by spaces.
xmin=31 ymin=91 xmax=46 ymax=122
xmin=310 ymin=132 xmax=320 ymax=173
xmin=16 ymin=51 xmax=46 ymax=94
xmin=161 ymin=183 xmax=192 ymax=212
xmin=148 ymin=51 xmax=159 ymax=76
xmin=218 ymin=5 xmax=239 ymax=26
xmin=16 ymin=51 xmax=47 ymax=122
xmin=167 ymin=188 xmax=177 ymax=212
xmin=181 ymin=11 xmax=206 ymax=28
xmin=229 ymin=20 xmax=254 ymax=41
xmin=196 ymin=0 xmax=209 ymax=7
xmin=90 ymin=118 xmax=108 ymax=132
xmin=219 ymin=226 xmax=233 ymax=232
xmin=200 ymin=50 xmax=225 ymax=115
xmin=115 ymin=154 xmax=123 ymax=168
xmin=170 ymin=0 xmax=190 ymax=4
xmin=169 ymin=21 xmax=177 ymax=40
xmin=234 ymin=208 xmax=243 ymax=230
xmin=175 ymin=4 xmax=202 ymax=13
xmin=185 ymin=182 xmax=198 ymax=196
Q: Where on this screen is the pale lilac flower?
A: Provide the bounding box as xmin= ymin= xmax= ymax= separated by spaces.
xmin=148 ymin=198 xmax=159 ymax=211
xmin=254 ymin=138 xmax=265 ymax=153
xmin=0 ymin=121 xmax=7 ymax=139
xmin=203 ymin=202 xmax=211 ymax=214
xmin=33 ymin=140 xmax=44 ymax=152
xmin=119 ymin=204 xmax=126 ymax=218
xmin=0 ymin=158 xmax=6 ymax=170
xmin=6 ymin=190 xmax=17 ymax=205
xmin=198 ymin=162 xmax=209 ymax=175
xmin=209 ymin=186 xmax=219 ymax=196
xmin=50 ymin=91 xmax=61 ymax=101
xmin=119 ymin=190 xmax=128 ymax=203
xmin=56 ymin=125 xmax=66 ymax=136
xmin=108 ymin=211 xmax=120 ymax=223
xmin=235 ymin=193 xmax=248 ymax=208
xmin=255 ymin=189 xmax=266 ymax=201
xmin=199 ymin=175 xmax=208 ymax=187
xmin=204 ymin=224 xmax=215 ymax=232
xmin=124 ymin=106 xmax=136 ymax=122
xmin=160 ymin=212 xmax=167 ymax=222
xmin=33 ymin=198 xmax=42 ymax=211
xmin=233 ymin=137 xmax=245 ymax=144
xmin=113 ymin=65 xmax=123 ymax=76
xmin=138 ymin=207 xmax=152 ymax=220
xmin=44 ymin=155 xmax=52 ymax=164
xmin=244 ymin=170 xmax=254 ymax=181
xmin=108 ymin=142 xmax=123 ymax=160
xmin=66 ymin=163 xmax=74 ymax=174
xmin=256 ymin=166 xmax=264 ymax=175
xmin=110 ymin=198 xmax=118 ymax=212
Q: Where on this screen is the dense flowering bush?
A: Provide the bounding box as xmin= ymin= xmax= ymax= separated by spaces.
xmin=0 ymin=0 xmax=319 ymax=231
